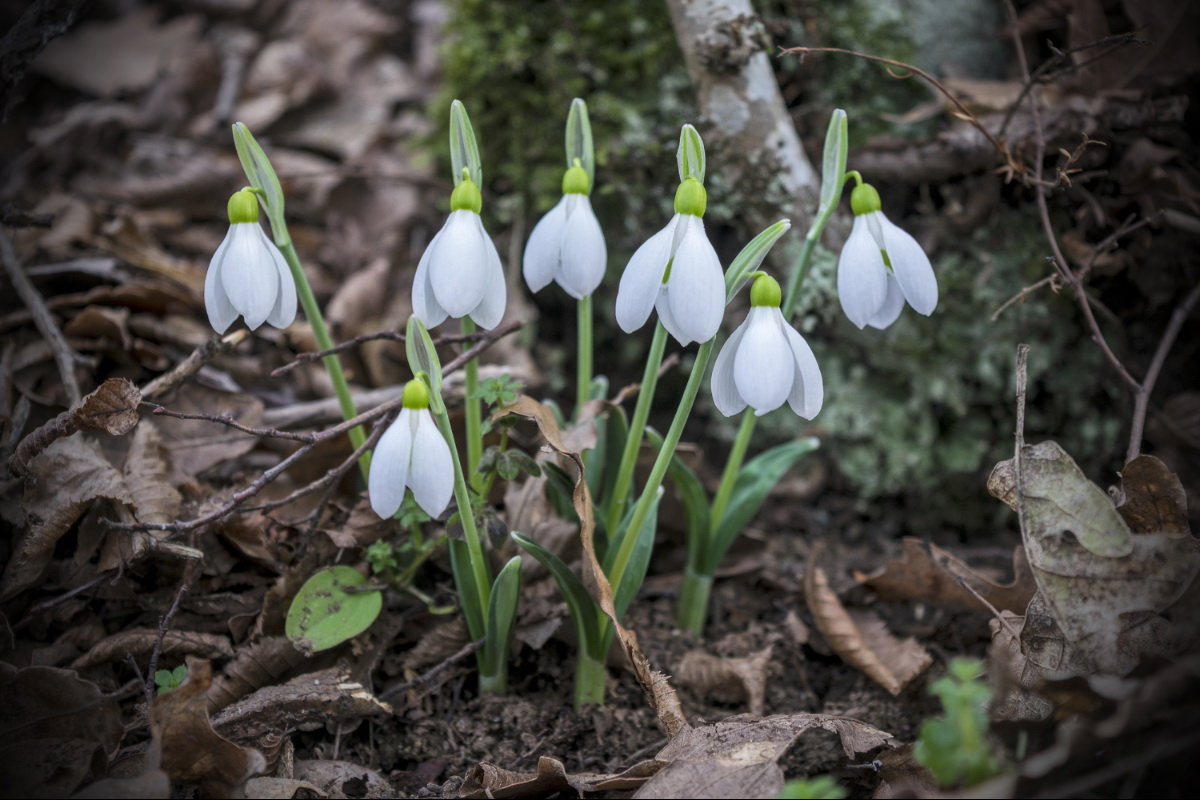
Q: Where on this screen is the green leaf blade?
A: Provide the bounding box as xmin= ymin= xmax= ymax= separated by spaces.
xmin=285 ymin=565 xmax=382 ymax=653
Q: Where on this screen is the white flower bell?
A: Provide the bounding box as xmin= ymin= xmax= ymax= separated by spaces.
xmin=369 ymin=379 xmax=454 ymax=519
xmin=615 ymin=178 xmax=724 ymax=346
xmin=412 ymin=177 xmax=506 ymax=330
xmin=710 ymin=273 xmax=823 ymax=419
xmin=205 ymin=189 xmax=297 ymax=333
xmin=523 ymin=164 xmax=606 ymax=299
xmin=836 ymin=182 xmax=938 ymax=330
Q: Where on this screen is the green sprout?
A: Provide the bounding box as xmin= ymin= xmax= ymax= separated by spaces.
xmin=154 ymin=664 xmax=188 ymax=695
xmin=779 ymin=776 xmax=847 ymax=799
xmin=914 ymin=658 xmax=1001 ymax=787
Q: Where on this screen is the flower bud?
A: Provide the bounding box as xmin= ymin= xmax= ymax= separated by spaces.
xmin=402 ymin=378 xmax=431 ymax=409
xmin=673 ymin=178 xmax=707 ymax=218
xmin=561 ymin=164 xmax=590 ymax=195
xmin=849 ymin=182 xmax=882 ymax=216
xmin=450 ymin=178 xmax=483 ymax=214
xmin=749 ymin=273 xmax=782 ymax=308
xmin=226 ymin=189 xmax=260 ymax=224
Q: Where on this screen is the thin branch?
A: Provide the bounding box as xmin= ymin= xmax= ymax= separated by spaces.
xmin=145 ymin=556 xmax=200 ymax=706
xmin=140 ymin=330 xmax=249 ymax=400
xmin=249 ymin=419 xmax=387 ymax=515
xmin=270 ymin=327 xmax=494 ymax=378
xmin=991 ymin=273 xmax=1062 ymax=321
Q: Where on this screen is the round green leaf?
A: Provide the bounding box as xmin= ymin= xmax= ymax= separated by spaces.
xmin=285 ymin=566 xmax=382 ymax=653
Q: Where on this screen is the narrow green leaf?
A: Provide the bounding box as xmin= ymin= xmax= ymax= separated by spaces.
xmin=724 ymin=220 xmax=792 ymax=300
xmin=482 ymin=556 xmax=522 ymax=677
xmin=285 ymin=566 xmax=382 ymax=653
xmin=608 ymin=489 xmax=661 ymax=620
xmin=597 ymin=403 xmax=629 ymax=514
xmin=817 ymin=109 xmax=849 ymax=215
xmin=676 ymin=124 xmax=706 ymax=184
xmin=540 ymin=461 xmax=578 ymax=520
xmin=231 ymin=122 xmax=288 ymax=245
xmin=646 ymin=428 xmax=711 ymax=557
xmin=405 ymin=315 xmax=445 ymax=413
xmin=449 ymin=99 xmax=482 ymax=186
xmin=565 ymin=98 xmax=595 ymax=187
xmin=512 ymin=532 xmax=600 ymax=652
xmin=711 ymin=437 xmax=819 ymax=571
xmin=448 ymin=539 xmax=485 ymax=641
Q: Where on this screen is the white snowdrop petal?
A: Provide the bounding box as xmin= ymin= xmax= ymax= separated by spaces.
xmin=867 ymin=275 xmax=905 ymax=330
xmin=557 ymin=195 xmax=606 ymax=299
xmin=204 ymin=228 xmax=238 ymax=333
xmin=837 ymin=216 xmax=889 ymax=329
xmin=782 ymin=321 xmax=824 ymax=420
xmin=522 ymin=197 xmax=567 ymax=293
xmin=430 ymin=210 xmax=489 ymax=318
xmin=654 ymin=286 xmax=689 ymax=346
xmin=665 ymin=216 xmax=724 ymax=345
xmin=469 ymin=222 xmax=507 ymax=330
xmin=408 ymin=409 xmax=454 ymax=517
xmin=223 ymin=224 xmax=279 ymax=330
xmin=412 ymin=225 xmax=449 ymax=328
xmin=733 ymin=307 xmax=794 ymax=415
xmin=266 ymin=238 xmax=297 ymax=329
xmin=710 ymin=321 xmax=748 ymax=417
xmin=368 ymin=409 xmax=415 ymax=518
xmin=880 ymin=213 xmax=938 ymax=315
xmin=616 ymin=216 xmax=677 ymax=333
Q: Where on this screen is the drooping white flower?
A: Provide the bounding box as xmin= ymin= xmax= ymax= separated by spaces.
xmin=205 ymin=189 xmax=297 ymax=333
xmin=412 ymin=178 xmax=506 ymax=330
xmin=836 ymin=182 xmax=937 ymax=330
xmin=369 ymin=379 xmax=454 ymax=519
xmin=710 ymin=273 xmax=823 ymax=419
xmin=615 ymin=178 xmax=724 ymax=346
xmin=523 ymin=165 xmax=606 ymax=299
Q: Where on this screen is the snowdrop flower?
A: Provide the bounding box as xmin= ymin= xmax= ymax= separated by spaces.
xmin=711 ymin=273 xmax=823 ymax=419
xmin=412 ymin=176 xmax=506 ymax=330
xmin=615 ymin=178 xmax=724 ymax=346
xmin=523 ymin=164 xmax=606 ymax=299
xmin=204 ymin=189 xmax=297 ymax=333
xmin=837 ymin=182 xmax=937 ymax=330
xmin=369 ymin=379 xmax=454 ymax=519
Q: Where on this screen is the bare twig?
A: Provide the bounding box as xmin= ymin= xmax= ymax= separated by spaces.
xmin=991 ymin=273 xmax=1062 ymax=321
xmin=1014 ymin=344 xmax=1030 ymax=554
xmin=271 ymin=327 xmax=495 ymax=378
xmin=1 ymin=228 xmax=82 ymax=403
xmin=378 ymin=637 xmax=485 ymax=701
xmin=145 ymin=556 xmax=201 ymax=706
xmin=140 ymin=330 xmax=249 ymax=400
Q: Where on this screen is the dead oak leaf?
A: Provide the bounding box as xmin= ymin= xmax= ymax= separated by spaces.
xmin=676 ymin=645 xmax=774 ymax=716
xmin=805 ymin=566 xmax=931 ymax=696
xmin=10 ymin=378 xmax=140 ymax=476
xmin=460 ymin=756 xmax=664 ymax=799
xmin=1116 ymin=455 xmax=1190 ymax=535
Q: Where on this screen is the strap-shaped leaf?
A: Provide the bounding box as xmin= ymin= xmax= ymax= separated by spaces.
xmin=448 ymin=538 xmax=485 ymax=641
xmin=482 ymin=556 xmax=522 ymax=677
xmin=646 ymin=427 xmax=711 ymax=557
xmin=724 ymin=219 xmax=792 ymax=300
xmin=565 ymin=98 xmax=595 ymax=187
xmin=817 ymin=109 xmax=849 ymax=216
xmin=231 ymin=122 xmax=288 ymax=246
xmin=449 ymin=99 xmax=483 ymax=186
xmin=710 ymin=437 xmax=819 ymax=573
xmin=512 ymin=532 xmax=601 ymax=655
xmin=540 ymin=461 xmax=578 ymax=520
xmin=405 ymin=315 xmax=445 ymax=413
xmin=608 ymin=489 xmax=661 ymax=620
xmin=676 ymin=124 xmax=706 ymax=184
xmin=597 ymin=404 xmax=629 ymax=514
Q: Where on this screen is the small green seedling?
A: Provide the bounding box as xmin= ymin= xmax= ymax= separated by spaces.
xmin=154 ymin=664 xmax=188 ymax=695
xmin=779 ymin=775 xmax=847 ymax=799
xmin=285 ymin=565 xmax=382 ymax=653
xmin=914 ymin=658 xmax=1001 ymax=787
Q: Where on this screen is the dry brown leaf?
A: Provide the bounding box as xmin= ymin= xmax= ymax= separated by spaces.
xmin=205 ymin=637 xmax=313 ymax=714
xmin=71 ymin=740 xmax=169 ymax=799
xmin=123 ymin=425 xmax=182 ymax=526
xmin=72 ymin=628 xmax=233 ymax=671
xmin=151 ymin=385 xmax=264 ymax=480
xmin=153 ymin=657 xmax=265 ymax=799
xmin=0 ymin=664 xmax=125 ymax=798
xmin=242 ymin=776 xmax=327 ymax=799
xmin=857 ymin=538 xmax=1035 ymax=614
xmin=291 ymin=759 xmax=393 ymax=799
xmin=635 ymin=714 xmax=893 ymax=799
xmin=676 ymin=645 xmax=773 ymax=716
xmin=460 ymin=755 xmax=664 ymax=799
xmin=1116 ymin=455 xmax=1190 ymax=535
xmin=987 ymin=611 xmax=1055 ymax=723
xmin=805 ymin=565 xmax=931 ymax=695
xmin=499 ymin=395 xmax=688 ymax=736
xmin=10 ymin=378 xmax=141 ymax=476
xmin=2 ymin=434 xmax=132 ymax=601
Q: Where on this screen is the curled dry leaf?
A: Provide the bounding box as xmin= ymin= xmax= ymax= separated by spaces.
xmin=857 ymin=537 xmax=1035 ymax=614
xmin=240 ymin=776 xmax=326 ymax=800
xmin=460 ymin=755 xmax=664 ymax=799
xmin=676 ymin=645 xmax=774 ymax=716
xmin=499 ymin=395 xmax=688 ymax=736
xmin=72 ymin=628 xmax=233 ymax=671
xmin=989 ymin=441 xmax=1200 ymax=674
xmin=153 ymin=657 xmax=265 ymax=799
xmin=635 ymin=714 xmax=893 ymax=800
xmin=2 ymin=433 xmax=132 ymax=602
xmin=10 ymin=377 xmax=140 ymax=476
xmin=205 ymin=637 xmax=313 ymax=714
xmin=1115 ymin=455 xmax=1190 ymax=535
xmin=292 ymin=760 xmax=394 ymax=799
xmin=123 ymin=424 xmax=181 ymax=526
xmin=0 ymin=664 xmax=124 ymax=798
xmin=805 ymin=565 xmax=932 ymax=695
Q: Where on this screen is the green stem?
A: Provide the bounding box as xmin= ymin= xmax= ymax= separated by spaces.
xmin=478 ymin=668 xmax=506 ymax=697
xmin=573 ymin=648 xmax=607 ymax=709
xmin=431 ymin=409 xmax=491 ymax=614
xmin=279 ymin=242 xmax=369 ymax=482
xmin=676 ymin=566 xmax=714 ymax=636
xmin=782 ymin=234 xmax=818 ymax=319
xmin=461 ymin=317 xmax=483 ymax=491
xmin=604 ymin=322 xmax=668 ymax=534
xmin=576 ymin=294 xmax=593 ymax=419
xmin=709 ymin=410 xmax=756 ymax=532
xmin=608 ymin=338 xmax=715 ymax=596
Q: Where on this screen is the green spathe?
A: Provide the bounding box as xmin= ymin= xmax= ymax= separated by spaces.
xmin=226 ymin=189 xmax=260 ymax=224
xmin=673 ymin=178 xmax=707 ymax=217
xmin=749 ymin=273 xmax=782 ymax=308
xmin=850 ymin=182 xmax=882 ymax=216
xmin=450 ymin=178 xmax=483 ymax=213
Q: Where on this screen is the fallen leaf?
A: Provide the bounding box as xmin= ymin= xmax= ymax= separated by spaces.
xmin=857 ymin=538 xmax=1035 ymax=614
xmin=241 ymin=776 xmax=327 ymax=799
xmin=989 ymin=441 xmax=1200 ymax=674
xmin=71 ymin=628 xmax=233 ymax=671
xmin=1116 ymin=455 xmax=1190 ymax=535
xmin=10 ymin=378 xmax=141 ymax=476
xmin=676 ymin=645 xmax=774 ymax=716
xmin=634 ymin=714 xmax=893 ymax=799
xmin=205 ymin=637 xmax=313 ymax=714
xmin=151 ymin=385 xmax=265 ymax=480
xmin=123 ymin=425 xmax=182 ymax=525
xmin=987 ymin=612 xmax=1054 ymax=722
xmin=805 ymin=565 xmax=932 ymax=695
xmin=71 ymin=742 xmax=169 ymax=799
xmin=292 ymin=759 xmax=393 ymax=799
xmin=460 ymin=755 xmax=664 ymax=799
xmin=153 ymin=657 xmax=265 ymax=799
xmin=2 ymin=433 xmax=133 ymax=601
